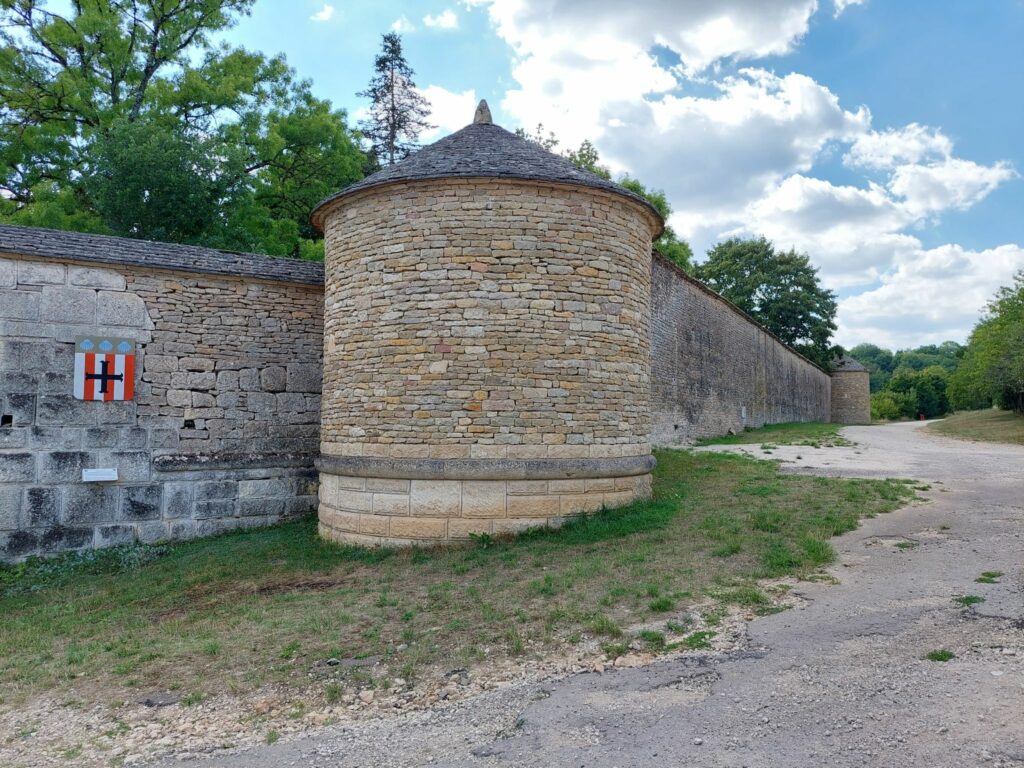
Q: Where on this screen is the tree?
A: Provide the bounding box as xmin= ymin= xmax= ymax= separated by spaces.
xmin=849 ymin=343 xmax=896 ymax=392
xmin=515 ymin=123 xmax=560 ymax=153
xmin=619 ymin=177 xmax=693 ymax=272
xmin=0 ymin=0 xmax=364 ymax=257
xmin=357 ymin=32 xmax=433 ymax=165
xmin=949 ymin=272 xmax=1024 ymax=413
xmin=695 ymin=237 xmax=838 ymax=368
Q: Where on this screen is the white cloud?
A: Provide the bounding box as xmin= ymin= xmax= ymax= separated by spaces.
xmin=309 ymin=3 xmax=334 ymax=22
xmin=459 ymin=0 xmax=1020 ymax=346
xmin=423 ymin=9 xmax=459 ymax=29
xmin=419 ymin=85 xmax=477 ymax=141
xmin=833 ymin=0 xmax=866 ymax=17
xmin=391 ymin=15 xmax=415 ymax=33
xmin=836 ymin=244 xmax=1024 ymax=348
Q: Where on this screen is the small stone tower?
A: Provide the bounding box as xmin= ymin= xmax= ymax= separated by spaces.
xmin=310 ymin=101 xmax=663 ymax=546
xmin=830 ymin=355 xmax=871 ymax=424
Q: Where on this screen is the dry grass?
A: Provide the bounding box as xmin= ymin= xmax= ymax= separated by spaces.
xmin=0 ymin=449 xmax=914 ymax=709
xmin=927 ymin=409 xmax=1024 ymax=446
xmin=697 ymin=421 xmax=852 ymax=448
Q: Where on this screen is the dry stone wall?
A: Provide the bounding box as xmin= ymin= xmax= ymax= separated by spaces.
xmin=649 ymin=253 xmax=831 ymax=444
xmin=0 ymin=233 xmax=324 ymax=562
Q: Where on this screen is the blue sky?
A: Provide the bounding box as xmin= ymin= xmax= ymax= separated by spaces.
xmin=224 ymin=1 xmax=1024 ymax=349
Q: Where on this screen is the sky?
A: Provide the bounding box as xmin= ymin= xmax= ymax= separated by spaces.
xmin=224 ymin=0 xmax=1024 ymax=350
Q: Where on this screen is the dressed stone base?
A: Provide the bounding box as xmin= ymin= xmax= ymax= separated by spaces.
xmin=316 ymin=455 xmax=654 ymax=547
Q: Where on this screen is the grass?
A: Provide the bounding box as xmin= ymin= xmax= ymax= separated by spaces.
xmin=924 ymin=650 xmax=956 ymax=662
xmin=0 ymin=449 xmax=914 ymax=709
xmin=927 ymin=409 xmax=1024 ymax=446
xmin=697 ymin=421 xmax=852 ymax=448
xmin=953 ymin=595 xmax=985 ymax=607
xmin=975 ymin=571 xmax=1004 ymax=584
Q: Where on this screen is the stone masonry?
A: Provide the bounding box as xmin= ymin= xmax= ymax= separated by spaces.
xmin=830 ymin=355 xmax=871 ymax=424
xmin=0 ymin=229 xmax=324 ymax=562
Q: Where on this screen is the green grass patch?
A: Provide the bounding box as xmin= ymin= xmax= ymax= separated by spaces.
xmin=0 ymin=450 xmax=914 ymax=708
xmin=975 ymin=570 xmax=1004 ymax=584
xmin=926 ymin=410 xmax=1024 ymax=446
xmin=697 ymin=422 xmax=852 ymax=448
xmin=924 ymin=650 xmax=956 ymax=662
xmin=953 ymin=595 xmax=985 ymax=607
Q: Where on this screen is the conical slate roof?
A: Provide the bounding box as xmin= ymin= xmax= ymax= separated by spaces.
xmin=310 ymin=101 xmax=663 ymax=232
xmin=833 ymin=354 xmax=868 ymax=372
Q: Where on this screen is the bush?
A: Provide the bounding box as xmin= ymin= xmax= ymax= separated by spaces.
xmin=871 ymin=391 xmax=917 ymax=421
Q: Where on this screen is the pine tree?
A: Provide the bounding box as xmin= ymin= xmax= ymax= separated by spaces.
xmin=357 ymin=33 xmax=434 ymax=165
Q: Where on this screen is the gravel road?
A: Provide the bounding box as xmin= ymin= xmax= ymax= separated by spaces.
xmin=160 ymin=421 xmax=1024 ymax=768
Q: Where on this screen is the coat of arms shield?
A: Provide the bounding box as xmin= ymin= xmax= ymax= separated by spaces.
xmin=73 ymin=337 xmax=136 ymax=401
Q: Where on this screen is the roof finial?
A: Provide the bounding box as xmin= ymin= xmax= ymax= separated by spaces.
xmin=473 ymin=99 xmax=492 ymax=125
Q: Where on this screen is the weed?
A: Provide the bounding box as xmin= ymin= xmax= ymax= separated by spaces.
xmin=895 ymin=541 xmax=917 ymax=550
xmin=924 ymin=650 xmax=955 ymax=662
xmin=181 ymin=692 xmax=206 ymax=707
xmin=265 ymin=730 xmax=280 ymax=745
xmin=648 ymin=596 xmax=675 ymax=612
xmin=638 ymin=630 xmax=666 ymax=649
xmin=682 ymin=631 xmax=715 ymax=649
xmin=976 ymin=570 xmax=1003 ymax=583
xmin=279 ymin=641 xmax=301 ymax=660
xmin=953 ymin=595 xmax=985 ymax=607
xmin=324 ymin=683 xmax=342 ymax=705
xmin=589 ymin=614 xmax=623 ymax=638
xmin=601 ymin=642 xmax=629 ymax=659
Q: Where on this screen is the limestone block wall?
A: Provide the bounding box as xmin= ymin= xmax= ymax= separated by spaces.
xmin=649 ymin=253 xmax=832 ymax=445
xmin=0 ymin=232 xmax=324 ymax=562
xmin=317 ymin=179 xmax=661 ymax=545
xmin=831 ymin=371 xmax=871 ymax=424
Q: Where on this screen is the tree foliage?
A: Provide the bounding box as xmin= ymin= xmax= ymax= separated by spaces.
xmin=0 ymin=0 xmax=365 ymax=257
xmin=948 ymin=272 xmax=1024 ymax=413
xmin=695 ymin=237 xmax=838 ymax=368
xmin=357 ymin=32 xmax=433 ymax=166
xmin=850 ymin=341 xmax=963 ymax=393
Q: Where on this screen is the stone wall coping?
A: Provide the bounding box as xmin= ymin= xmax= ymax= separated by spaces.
xmin=652 ymin=250 xmax=829 ymax=375
xmin=153 ymin=451 xmax=317 ymax=472
xmin=316 ymin=454 xmax=656 ymax=481
xmin=0 ymin=223 xmax=324 ymax=285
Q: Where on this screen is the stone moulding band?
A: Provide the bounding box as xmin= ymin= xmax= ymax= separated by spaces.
xmin=153 ymin=451 xmax=316 ymax=472
xmin=315 ymin=454 xmax=656 ymax=481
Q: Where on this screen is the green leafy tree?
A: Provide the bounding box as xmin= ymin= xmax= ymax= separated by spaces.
xmin=849 ymin=343 xmax=896 ymax=392
xmin=514 ymin=123 xmax=560 ymax=152
xmin=0 ymin=0 xmax=364 ymax=257
xmin=357 ymin=32 xmax=433 ymax=165
xmin=618 ymin=178 xmax=693 ymax=272
xmin=695 ymin=237 xmax=838 ymax=368
xmin=871 ymin=390 xmax=917 ymax=421
xmin=949 ymin=272 xmax=1024 ymax=413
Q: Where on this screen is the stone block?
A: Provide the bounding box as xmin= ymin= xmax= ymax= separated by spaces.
xmin=40 ymin=286 xmax=95 ymax=324
xmin=97 ymin=290 xmax=148 ymax=327
xmin=372 ymin=493 xmax=409 ymax=516
xmin=238 ymin=478 xmax=294 ymax=498
xmin=359 ymin=513 xmax=389 ymax=537
xmin=493 ymin=518 xmax=546 ymax=535
xmin=195 ymin=480 xmax=237 ymax=501
xmin=194 ymin=500 xmax=236 ymax=519
xmin=179 ymin=357 xmax=215 ymax=372
xmin=239 ymin=368 xmax=260 ymax=391
xmin=461 ymin=480 xmax=507 ymax=518
xmin=239 ymin=498 xmax=284 ymax=517
xmin=0 ymin=452 xmax=34 ymax=482
xmin=95 ymin=524 xmax=136 ymax=548
xmin=37 ymin=395 xmax=97 ymax=426
xmin=286 ymin=363 xmax=322 ymax=393
xmin=284 ymin=495 xmax=317 ymax=515
xmin=119 ymin=427 xmax=149 ymax=450
xmin=84 ymin=427 xmax=120 ymax=448
xmin=366 ymin=477 xmax=410 ymax=493
xmin=409 ymin=479 xmax=461 ymax=517
xmin=0 ymin=487 xmax=21 ymax=529
xmin=63 ymin=485 xmax=118 ymax=524
xmin=0 ymin=427 xmax=27 ymax=449
xmin=136 ymin=521 xmax=169 ymax=543
xmin=507 ymin=480 xmax=547 ymax=495
xmin=163 ymin=483 xmax=193 ymax=518
xmin=321 ymin=507 xmax=360 ymax=533
xmin=144 ymin=355 xmax=178 ymax=373
xmin=25 ymin=487 xmax=60 ymax=527
xmin=0 ymin=289 xmax=40 ymax=320
xmin=120 ymin=485 xmax=162 ymax=520
xmin=5 ymin=393 xmax=35 ymax=425
xmin=0 ymin=371 xmax=36 ymax=393
xmin=39 ymin=526 xmax=93 ymax=553
xmin=260 ymin=366 xmax=287 ymax=392
xmin=585 ymin=477 xmax=616 ymax=492
xmin=448 ymin=518 xmax=494 ymax=539
xmin=96 ymin=451 xmax=150 ymax=482
xmin=166 ymin=389 xmax=192 ymax=407
xmin=18 ymin=261 xmax=65 ymax=285
xmin=507 ymin=494 xmax=561 ymax=518
xmin=320 ymin=483 xmax=372 ymax=513
xmin=69 ymin=266 xmax=126 ymax=291
xmin=39 ymin=451 xmax=89 ymax=483
xmin=0 ymin=259 xmax=15 ymax=288
xmin=559 ymin=493 xmax=605 ymax=516
xmin=548 ymin=479 xmax=586 ymax=494
xmin=3 ymin=530 xmax=40 ymax=559
xmin=389 ymin=516 xmax=447 ymax=539
xmin=29 ymin=426 xmax=81 ymax=450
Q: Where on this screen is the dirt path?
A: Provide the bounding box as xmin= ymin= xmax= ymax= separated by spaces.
xmin=160 ymin=422 xmax=1024 ymax=768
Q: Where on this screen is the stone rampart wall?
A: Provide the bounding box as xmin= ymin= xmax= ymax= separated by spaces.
xmin=649 ymin=253 xmax=832 ymax=444
xmin=0 ymin=232 xmax=324 ymax=561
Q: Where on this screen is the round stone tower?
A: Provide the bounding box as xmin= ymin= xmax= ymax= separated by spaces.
xmin=830 ymin=355 xmax=871 ymax=424
xmin=310 ymin=102 xmax=663 ymax=546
